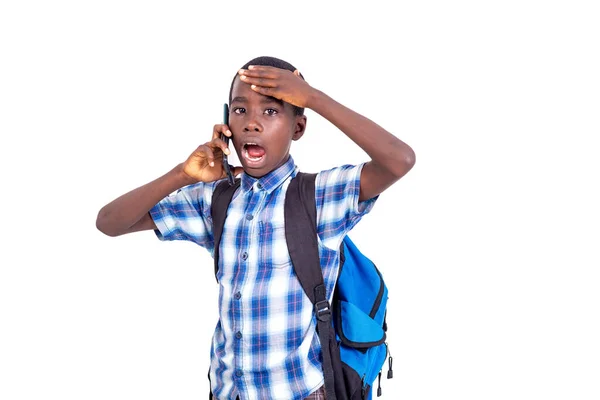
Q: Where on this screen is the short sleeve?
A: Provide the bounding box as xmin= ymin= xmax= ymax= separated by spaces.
xmin=315 ymin=163 xmax=378 ymax=249
xmin=149 ymin=180 xmax=220 ymax=251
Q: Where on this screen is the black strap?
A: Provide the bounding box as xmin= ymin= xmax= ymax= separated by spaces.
xmin=211 ymin=178 xmax=241 ymax=282
xmin=284 ymin=173 xmax=321 ymax=303
xmin=285 ymin=173 xmax=337 ymax=400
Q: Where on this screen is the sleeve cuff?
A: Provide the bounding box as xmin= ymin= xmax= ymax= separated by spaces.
xmin=354 ymin=162 xmax=379 ymax=215
xmin=149 ymin=203 xmax=173 ymax=241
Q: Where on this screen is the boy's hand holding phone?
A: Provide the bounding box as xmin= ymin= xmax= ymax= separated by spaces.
xmin=182 ymin=124 xmax=242 ymax=183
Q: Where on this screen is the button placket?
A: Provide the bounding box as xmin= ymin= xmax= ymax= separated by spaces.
xmin=232 ymin=188 xmax=266 ymax=386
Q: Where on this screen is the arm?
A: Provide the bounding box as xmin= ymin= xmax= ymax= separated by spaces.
xmin=96 ymin=125 xmax=242 ymax=237
xmin=96 ymin=164 xmax=194 ymax=237
xmin=237 ymin=66 xmax=415 ymax=201
xmin=307 ymin=90 xmax=415 ymax=201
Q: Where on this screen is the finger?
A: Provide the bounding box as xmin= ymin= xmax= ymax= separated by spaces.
xmin=212 ymin=123 xmax=232 ymax=140
xmin=247 ymin=65 xmax=296 ymax=78
xmin=198 ymin=144 xmax=216 ymax=167
xmin=249 ymin=84 xmax=275 ymax=96
xmin=210 ymin=137 xmax=231 ymax=156
xmin=242 ymin=66 xmax=299 ymax=80
xmin=247 ymin=65 xmax=283 ymax=73
xmin=238 ymin=68 xmax=278 ymax=79
xmin=239 ymin=75 xmax=278 ymax=88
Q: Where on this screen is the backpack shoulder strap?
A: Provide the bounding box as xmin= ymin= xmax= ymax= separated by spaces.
xmin=284 ymin=172 xmax=322 ymax=304
xmin=285 ymin=172 xmax=337 ymax=400
xmin=211 ymin=178 xmax=241 ymax=282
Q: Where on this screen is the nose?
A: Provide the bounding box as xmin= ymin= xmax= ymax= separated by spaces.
xmin=244 ymin=113 xmax=263 ymax=133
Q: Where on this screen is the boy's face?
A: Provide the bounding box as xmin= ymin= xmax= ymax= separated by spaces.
xmin=229 ymin=76 xmax=306 ymax=178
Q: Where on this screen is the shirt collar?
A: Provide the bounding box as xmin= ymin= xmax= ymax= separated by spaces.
xmin=240 ymin=155 xmax=297 ymax=194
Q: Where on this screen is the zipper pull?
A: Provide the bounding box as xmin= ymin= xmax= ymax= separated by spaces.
xmin=377 ymin=371 xmax=382 ymax=397
xmin=387 ymin=355 xmax=394 ymax=379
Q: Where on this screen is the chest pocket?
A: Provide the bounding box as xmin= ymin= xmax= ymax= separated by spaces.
xmin=258 ymin=219 xmax=291 ymax=268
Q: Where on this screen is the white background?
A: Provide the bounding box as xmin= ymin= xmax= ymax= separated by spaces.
xmin=1 ymin=1 xmax=599 ymax=399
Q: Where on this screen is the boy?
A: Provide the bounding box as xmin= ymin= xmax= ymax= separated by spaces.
xmin=96 ymin=56 xmax=415 ymax=400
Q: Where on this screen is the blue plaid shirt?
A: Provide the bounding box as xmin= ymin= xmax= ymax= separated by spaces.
xmin=150 ymin=156 xmax=377 ymax=400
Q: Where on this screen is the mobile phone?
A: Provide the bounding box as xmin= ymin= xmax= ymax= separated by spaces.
xmin=221 ymin=103 xmax=235 ymax=185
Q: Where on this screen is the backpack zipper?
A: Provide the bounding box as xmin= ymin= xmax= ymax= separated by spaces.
xmin=368 ymin=266 xmax=385 ymax=318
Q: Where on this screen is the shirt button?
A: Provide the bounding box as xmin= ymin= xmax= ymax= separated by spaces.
xmin=234 ymin=291 xmax=241 ymax=300
xmin=241 ymin=252 xmax=248 ymax=261
xmin=246 ymin=214 xmax=253 ymax=221
xmin=235 ymin=331 xmax=242 ymax=339
xmin=256 ymin=182 xmax=262 ymax=190
xmin=235 ymin=370 xmax=243 ymax=377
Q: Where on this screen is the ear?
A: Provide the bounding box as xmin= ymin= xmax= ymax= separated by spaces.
xmin=292 ymin=115 xmax=307 ymax=141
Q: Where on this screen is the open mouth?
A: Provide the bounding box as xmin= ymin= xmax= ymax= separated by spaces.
xmin=243 ymin=142 xmax=266 ymax=163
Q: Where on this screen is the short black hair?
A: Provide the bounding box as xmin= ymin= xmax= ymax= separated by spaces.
xmin=228 ymin=56 xmax=305 ymax=116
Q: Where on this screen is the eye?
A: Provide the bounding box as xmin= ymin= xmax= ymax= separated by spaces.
xmin=233 ymin=107 xmax=246 ymax=114
xmin=264 ymin=108 xmax=278 ymax=116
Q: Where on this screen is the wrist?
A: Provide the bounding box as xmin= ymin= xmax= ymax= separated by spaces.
xmin=305 ymin=88 xmax=327 ymax=111
xmin=174 ymin=163 xmax=198 ymax=186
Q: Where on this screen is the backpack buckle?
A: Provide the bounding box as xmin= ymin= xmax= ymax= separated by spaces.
xmin=315 ymin=300 xmax=331 ymax=322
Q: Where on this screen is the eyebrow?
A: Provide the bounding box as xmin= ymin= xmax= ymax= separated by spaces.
xmin=231 ymin=96 xmax=284 ymax=108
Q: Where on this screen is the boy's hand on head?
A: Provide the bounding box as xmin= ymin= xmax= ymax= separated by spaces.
xmin=182 ymin=124 xmax=243 ymax=183
xmin=237 ymin=66 xmax=315 ymax=108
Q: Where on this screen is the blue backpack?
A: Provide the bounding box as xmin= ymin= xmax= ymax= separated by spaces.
xmin=211 ymin=172 xmax=394 ymax=400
